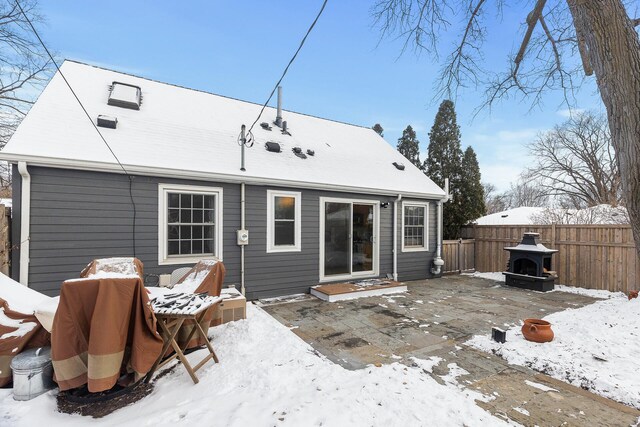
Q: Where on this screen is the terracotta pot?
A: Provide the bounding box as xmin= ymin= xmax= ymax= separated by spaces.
xmin=629 ymin=290 xmax=639 ymax=300
xmin=522 ymin=318 xmax=554 ymax=343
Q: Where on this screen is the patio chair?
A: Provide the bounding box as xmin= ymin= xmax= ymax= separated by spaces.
xmin=172 ymin=259 xmax=225 ymax=296
xmin=51 ymin=271 xmax=162 ymax=393
xmin=169 ymin=267 xmax=192 ymax=287
xmin=167 ymin=259 xmax=226 ymax=349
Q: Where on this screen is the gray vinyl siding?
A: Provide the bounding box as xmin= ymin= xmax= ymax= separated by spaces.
xmin=11 ymin=164 xmax=22 ymax=282
xmin=16 ymin=166 xmax=439 ymax=299
xmin=22 ymin=167 xmax=240 ymax=296
xmin=243 ymin=188 xmax=398 ymax=299
xmin=396 ymin=200 xmax=437 ymax=281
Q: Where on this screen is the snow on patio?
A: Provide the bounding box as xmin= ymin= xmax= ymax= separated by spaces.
xmin=465 ymin=271 xmax=620 ymax=299
xmin=465 ymin=273 xmax=639 ymax=409
xmin=1 ymin=304 xmax=509 ymax=427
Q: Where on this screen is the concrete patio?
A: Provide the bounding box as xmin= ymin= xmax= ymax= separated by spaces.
xmin=262 ymin=275 xmax=640 ymax=426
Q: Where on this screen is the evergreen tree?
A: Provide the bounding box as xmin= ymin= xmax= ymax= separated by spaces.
xmin=423 ymin=100 xmax=465 ymax=239
xmin=396 ymin=125 xmax=421 ymax=169
xmin=460 ymin=146 xmax=486 ymax=222
xmin=372 ymin=123 xmax=384 ymax=137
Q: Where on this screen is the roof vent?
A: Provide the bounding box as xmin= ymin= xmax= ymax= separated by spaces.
xmin=265 ymin=141 xmax=281 ymax=153
xmin=97 ymin=115 xmax=117 ymax=129
xmin=108 ymin=82 xmax=141 ymax=110
xmin=293 ymin=148 xmax=307 ymax=159
xmin=281 ymin=121 xmax=291 ymax=135
xmin=275 ymin=86 xmax=283 ymax=127
xmin=260 ymin=122 xmax=272 ymax=131
xmin=393 ymin=162 xmax=405 ymax=171
xmin=306 ymin=149 xmax=315 ymax=156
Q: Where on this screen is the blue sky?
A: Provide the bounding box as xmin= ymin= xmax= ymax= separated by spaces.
xmin=36 ymin=0 xmax=602 ymax=191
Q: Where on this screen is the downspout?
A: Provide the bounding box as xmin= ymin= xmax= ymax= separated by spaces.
xmin=393 ymin=194 xmax=402 ymax=281
xmin=240 ymin=182 xmax=246 ymax=296
xmin=17 ymin=161 xmax=30 ymax=286
xmin=431 ymin=178 xmax=449 ymax=275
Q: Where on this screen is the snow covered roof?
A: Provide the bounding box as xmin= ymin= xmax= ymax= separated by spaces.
xmin=474 ymin=204 xmax=629 ymax=225
xmin=0 ymin=61 xmax=444 ymax=199
xmin=474 ymin=207 xmax=545 ymax=225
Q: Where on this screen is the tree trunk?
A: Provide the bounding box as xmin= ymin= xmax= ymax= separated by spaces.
xmin=568 ymin=0 xmax=640 ymax=259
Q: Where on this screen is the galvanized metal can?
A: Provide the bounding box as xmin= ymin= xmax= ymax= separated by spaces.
xmin=10 ymin=346 xmax=55 ymax=401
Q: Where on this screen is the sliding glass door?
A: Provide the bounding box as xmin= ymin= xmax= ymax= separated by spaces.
xmin=321 ymin=199 xmax=378 ymax=280
xmin=324 ymin=202 xmax=351 ymax=276
xmin=352 ymin=204 xmax=374 ymax=273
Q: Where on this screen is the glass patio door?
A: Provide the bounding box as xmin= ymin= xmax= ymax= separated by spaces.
xmin=323 ymin=201 xmax=376 ymax=278
xmin=324 ymin=202 xmax=351 ymax=276
xmin=352 ymin=204 xmax=374 ymax=272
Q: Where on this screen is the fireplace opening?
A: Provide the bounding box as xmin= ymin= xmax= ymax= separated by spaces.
xmin=513 ymin=258 xmax=537 ymax=276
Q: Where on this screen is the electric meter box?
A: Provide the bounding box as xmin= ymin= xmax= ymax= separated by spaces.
xmin=237 ymin=229 xmax=249 ymax=246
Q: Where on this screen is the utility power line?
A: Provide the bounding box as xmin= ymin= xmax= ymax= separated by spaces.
xmin=244 ymin=0 xmax=329 ymax=139
xmin=15 ymin=0 xmax=138 ymax=257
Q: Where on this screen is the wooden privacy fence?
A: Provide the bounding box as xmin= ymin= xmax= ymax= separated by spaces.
xmin=443 ymin=239 xmax=475 ymax=273
xmin=473 ymin=224 xmax=640 ymax=293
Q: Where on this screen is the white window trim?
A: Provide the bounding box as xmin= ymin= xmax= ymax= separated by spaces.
xmin=401 ymin=201 xmax=429 ymax=252
xmin=158 ymin=183 xmax=224 ymax=265
xmin=318 ymin=196 xmax=380 ymax=283
xmin=266 ymin=190 xmax=302 ymax=253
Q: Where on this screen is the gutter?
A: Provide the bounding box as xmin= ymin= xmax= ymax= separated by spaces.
xmin=17 ymin=161 xmax=30 ymax=286
xmin=0 ymin=154 xmax=446 ymax=200
xmin=240 ymin=182 xmax=246 ymax=296
xmin=393 ymin=194 xmax=402 ymax=281
xmin=431 ymin=178 xmax=449 ymax=275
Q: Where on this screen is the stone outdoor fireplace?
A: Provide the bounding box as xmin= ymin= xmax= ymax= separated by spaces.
xmin=503 ymin=232 xmax=558 ymax=292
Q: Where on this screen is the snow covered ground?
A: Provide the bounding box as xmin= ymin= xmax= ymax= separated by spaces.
xmin=464 ymin=271 xmax=616 ymax=299
xmin=1 ymin=304 xmax=510 ymax=426
xmin=466 ymin=291 xmax=640 ymax=409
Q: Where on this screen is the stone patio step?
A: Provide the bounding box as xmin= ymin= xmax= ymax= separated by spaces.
xmin=310 ymin=280 xmax=407 ymax=302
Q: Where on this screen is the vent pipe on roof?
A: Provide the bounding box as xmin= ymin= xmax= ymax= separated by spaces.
xmin=275 ymin=86 xmax=283 ymax=128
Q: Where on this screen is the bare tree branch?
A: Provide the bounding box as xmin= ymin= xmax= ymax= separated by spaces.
xmin=515 ymin=0 xmax=547 ymax=70
xmin=505 ymin=179 xmax=549 ymax=208
xmin=372 ymin=0 xmax=453 ymax=57
xmin=436 ymin=0 xmax=487 ymax=99
xmin=0 ymin=0 xmax=52 ymax=192
xmin=524 ymin=111 xmax=621 ymax=208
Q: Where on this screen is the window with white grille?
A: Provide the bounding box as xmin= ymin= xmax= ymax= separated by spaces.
xmin=402 ymin=202 xmax=429 ymax=251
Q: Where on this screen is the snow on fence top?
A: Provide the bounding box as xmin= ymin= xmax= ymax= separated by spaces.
xmin=474 ymin=204 xmax=629 ymax=225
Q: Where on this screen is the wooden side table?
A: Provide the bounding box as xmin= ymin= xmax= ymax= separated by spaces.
xmin=146 ymin=294 xmax=221 ymax=384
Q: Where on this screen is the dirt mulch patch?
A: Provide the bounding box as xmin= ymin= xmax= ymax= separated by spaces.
xmin=56 ymin=365 xmax=177 ymax=418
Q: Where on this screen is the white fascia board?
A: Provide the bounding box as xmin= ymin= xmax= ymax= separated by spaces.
xmin=0 ymin=153 xmax=446 ymax=199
